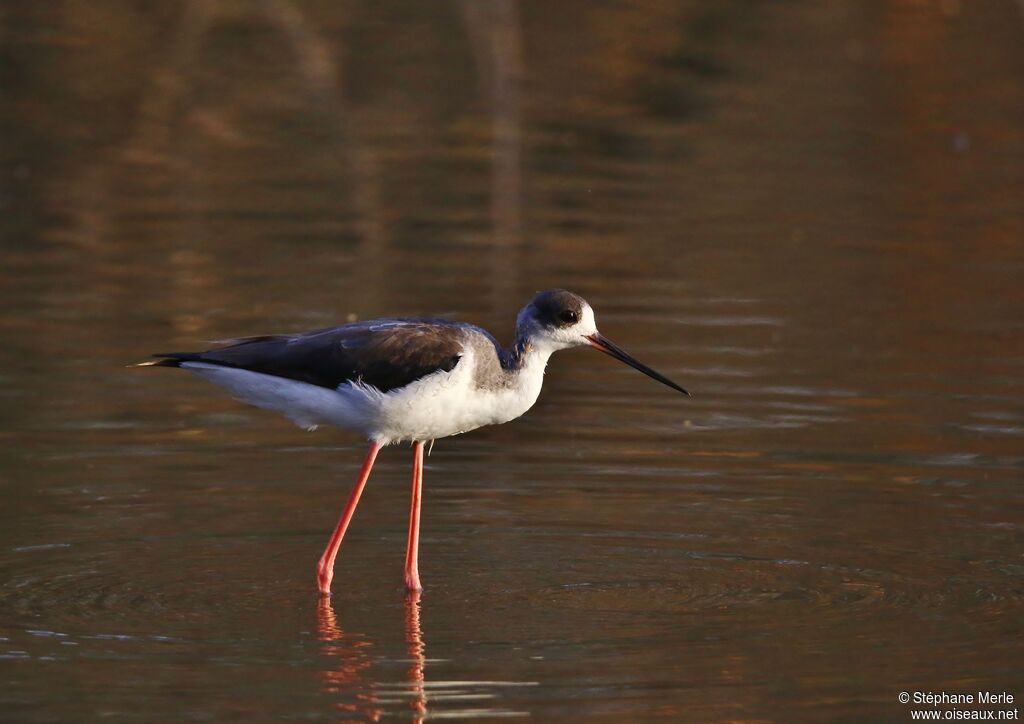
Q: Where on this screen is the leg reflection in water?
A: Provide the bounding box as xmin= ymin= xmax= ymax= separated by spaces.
xmin=405 ymin=590 xmax=427 ymax=722
xmin=317 ymin=596 xmax=383 ymax=721
xmin=317 ymin=593 xmax=428 ymax=722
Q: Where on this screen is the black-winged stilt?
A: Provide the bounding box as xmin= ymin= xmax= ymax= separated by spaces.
xmin=138 ymin=289 xmax=688 ymax=594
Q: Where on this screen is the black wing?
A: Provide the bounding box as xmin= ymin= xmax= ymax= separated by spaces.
xmin=151 ymin=318 xmax=466 ymax=393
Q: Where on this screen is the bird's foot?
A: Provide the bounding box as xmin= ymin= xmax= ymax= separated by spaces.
xmin=316 ymin=560 xmax=333 ymax=596
xmin=404 ymin=572 xmax=422 ymax=593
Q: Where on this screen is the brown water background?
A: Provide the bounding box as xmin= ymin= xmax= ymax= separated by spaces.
xmin=2 ymin=1 xmax=1023 ymax=721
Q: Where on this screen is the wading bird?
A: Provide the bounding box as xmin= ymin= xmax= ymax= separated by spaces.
xmin=139 ymin=290 xmax=688 ymax=594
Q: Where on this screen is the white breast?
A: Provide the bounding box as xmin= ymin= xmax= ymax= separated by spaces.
xmin=369 ymin=346 xmax=550 ymax=443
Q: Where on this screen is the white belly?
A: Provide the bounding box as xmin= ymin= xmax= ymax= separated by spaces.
xmin=182 ymin=346 xmax=547 ymax=445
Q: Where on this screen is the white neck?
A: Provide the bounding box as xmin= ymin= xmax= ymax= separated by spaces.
xmin=483 ymin=341 xmax=554 ymax=426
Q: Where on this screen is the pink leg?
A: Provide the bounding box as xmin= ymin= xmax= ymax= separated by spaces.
xmin=317 ymin=441 xmax=382 ymax=595
xmin=404 ymin=441 xmax=425 ymax=592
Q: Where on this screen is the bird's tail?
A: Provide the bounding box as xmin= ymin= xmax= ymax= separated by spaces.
xmin=127 ymin=354 xmax=195 ymax=369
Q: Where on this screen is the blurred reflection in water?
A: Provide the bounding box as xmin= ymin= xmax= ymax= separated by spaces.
xmin=316 ymin=590 xmax=535 ymax=720
xmin=403 ymin=591 xmax=427 ymax=723
xmin=317 ymin=596 xmax=383 ymax=721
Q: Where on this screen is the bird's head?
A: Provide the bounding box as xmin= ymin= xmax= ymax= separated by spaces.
xmin=516 ymin=289 xmax=689 ymax=396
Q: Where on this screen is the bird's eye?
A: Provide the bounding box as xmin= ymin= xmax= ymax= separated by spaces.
xmin=559 ymin=309 xmax=579 ymax=325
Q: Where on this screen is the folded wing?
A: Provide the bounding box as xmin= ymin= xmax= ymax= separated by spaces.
xmin=152 ymin=319 xmax=466 ymax=393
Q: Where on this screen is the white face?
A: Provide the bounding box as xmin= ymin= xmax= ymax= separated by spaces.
xmin=517 ymin=301 xmax=598 ymax=352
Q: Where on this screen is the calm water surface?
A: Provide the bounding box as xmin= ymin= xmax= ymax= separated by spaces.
xmin=2 ymin=1 xmax=1023 ymax=721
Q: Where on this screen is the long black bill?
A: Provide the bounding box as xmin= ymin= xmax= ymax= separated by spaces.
xmin=586 ymin=333 xmax=689 ymax=396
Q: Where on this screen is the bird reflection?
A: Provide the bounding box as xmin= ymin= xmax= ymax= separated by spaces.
xmin=317 ymin=596 xmax=382 ymax=721
xmin=317 ymin=592 xmax=428 ymax=722
xmin=404 ymin=590 xmax=428 ymax=722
